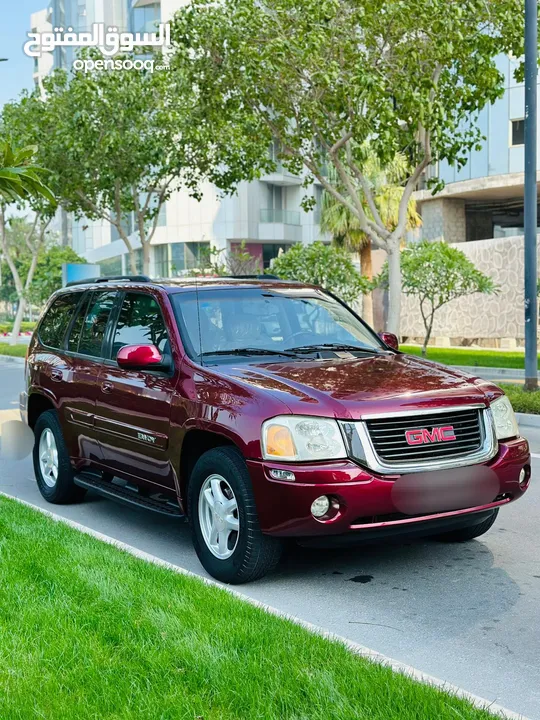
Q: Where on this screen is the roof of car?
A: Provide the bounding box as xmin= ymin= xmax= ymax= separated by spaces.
xmin=62 ymin=275 xmax=313 ymax=293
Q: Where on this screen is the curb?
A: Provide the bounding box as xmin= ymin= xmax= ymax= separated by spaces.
xmin=0 ymin=491 xmax=529 ymax=720
xmin=0 ymin=355 xmax=25 ymax=365
xmin=450 ymin=365 xmax=527 ymax=380
xmin=516 ymin=412 xmax=540 ymax=428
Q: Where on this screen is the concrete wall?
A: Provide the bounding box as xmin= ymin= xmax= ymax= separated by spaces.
xmin=421 ymin=198 xmax=466 ymax=243
xmin=401 ymin=235 xmax=535 ymax=340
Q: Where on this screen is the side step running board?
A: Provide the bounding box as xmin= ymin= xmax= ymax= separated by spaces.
xmin=74 ymin=474 xmax=185 ymax=519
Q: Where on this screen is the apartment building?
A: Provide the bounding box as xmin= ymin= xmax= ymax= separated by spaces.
xmin=415 ymin=55 xmax=540 ymax=245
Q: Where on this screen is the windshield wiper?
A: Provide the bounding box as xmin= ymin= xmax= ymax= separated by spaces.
xmin=285 ymin=343 xmax=383 ymax=354
xmin=201 ymin=347 xmax=299 ymax=358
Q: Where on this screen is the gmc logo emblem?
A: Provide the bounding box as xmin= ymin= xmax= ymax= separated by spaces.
xmin=405 ymin=425 xmax=456 ymax=445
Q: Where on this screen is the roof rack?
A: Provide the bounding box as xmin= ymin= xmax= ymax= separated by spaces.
xmin=66 ymin=275 xmax=151 ymax=288
xmin=225 ymin=274 xmax=280 ymax=280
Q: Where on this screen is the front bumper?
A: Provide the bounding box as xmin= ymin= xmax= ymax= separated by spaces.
xmin=246 ymin=437 xmax=530 ymax=537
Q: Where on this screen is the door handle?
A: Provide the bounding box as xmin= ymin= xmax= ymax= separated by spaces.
xmin=101 ymin=381 xmax=114 ymax=394
xmin=50 ymin=369 xmax=63 ymax=382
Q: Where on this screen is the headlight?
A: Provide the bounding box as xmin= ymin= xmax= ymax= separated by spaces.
xmin=261 ymin=415 xmax=347 ymax=461
xmin=490 ymin=395 xmax=519 ymax=440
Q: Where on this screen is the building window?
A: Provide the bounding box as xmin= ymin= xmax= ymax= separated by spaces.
xmin=99 ymin=256 xmax=122 ymax=277
xmin=511 ymin=119 xmax=525 ymax=146
xmin=170 ymin=242 xmax=211 ymax=276
xmin=154 ymin=244 xmax=169 ymax=278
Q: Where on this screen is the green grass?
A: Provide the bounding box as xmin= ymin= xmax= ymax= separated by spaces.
xmin=0 ymin=496 xmax=496 ymax=720
xmin=498 ymin=383 xmax=540 ymax=415
xmin=402 ymin=345 xmax=532 ymax=370
xmin=0 ymin=342 xmax=27 ymax=358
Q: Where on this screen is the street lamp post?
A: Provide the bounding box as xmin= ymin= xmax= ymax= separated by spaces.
xmin=524 ymin=0 xmax=538 ymax=391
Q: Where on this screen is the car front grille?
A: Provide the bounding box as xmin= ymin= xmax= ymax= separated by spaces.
xmin=365 ymin=408 xmax=484 ymax=466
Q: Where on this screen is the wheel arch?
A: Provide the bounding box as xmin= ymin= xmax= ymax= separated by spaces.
xmin=27 ymin=392 xmax=57 ymax=430
xmin=179 ymin=428 xmax=240 ymax=513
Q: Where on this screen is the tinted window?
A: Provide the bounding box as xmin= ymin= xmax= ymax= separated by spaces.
xmin=67 ymin=293 xmax=90 ymax=352
xmin=172 ymin=288 xmax=383 ymax=359
xmin=39 ymin=293 xmax=82 ymax=349
xmin=112 ymin=293 xmax=169 ymax=358
xmin=78 ymin=291 xmax=117 ymax=358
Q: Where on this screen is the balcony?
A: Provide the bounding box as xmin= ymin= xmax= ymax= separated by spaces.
xmin=260 ymin=162 xmax=303 ymax=187
xmin=260 ymin=208 xmax=301 ymax=225
xmin=259 ymin=209 xmax=302 ymax=242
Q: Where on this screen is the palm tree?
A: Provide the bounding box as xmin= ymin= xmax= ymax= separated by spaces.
xmin=320 ymin=149 xmax=421 ymax=328
xmin=0 ymin=141 xmax=55 ymax=204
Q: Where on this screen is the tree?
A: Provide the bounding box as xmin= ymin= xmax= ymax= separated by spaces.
xmin=3 ymin=49 xmax=272 ymax=276
xmin=170 ymin=0 xmax=524 ymax=334
xmin=379 ymin=240 xmax=497 ymax=356
xmin=193 ymin=241 xmax=262 ymax=277
xmin=0 ymin=212 xmax=53 ymax=343
xmin=27 ymin=245 xmax=85 ymax=306
xmin=0 ymin=141 xmax=54 ymax=205
xmin=0 ymin=133 xmax=57 ymax=344
xmin=0 ymin=219 xmax=84 ymax=325
xmin=270 ymin=242 xmax=370 ymax=304
xmin=321 ymin=152 xmax=421 ymax=327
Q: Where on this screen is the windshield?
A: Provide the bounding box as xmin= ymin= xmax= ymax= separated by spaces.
xmin=171 ymin=287 xmax=384 ymax=361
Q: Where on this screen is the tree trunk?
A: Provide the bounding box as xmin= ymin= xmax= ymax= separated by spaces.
xmin=11 ymin=298 xmax=26 ymax=346
xmin=142 ymin=242 xmax=151 ymax=276
xmin=359 ymin=242 xmax=373 ymax=327
xmin=386 ymin=243 xmax=401 ymax=336
xmin=128 ymin=251 xmax=138 ymax=275
xmin=421 ymin=317 xmax=434 ymax=357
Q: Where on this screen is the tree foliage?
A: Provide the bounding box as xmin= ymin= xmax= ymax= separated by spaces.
xmin=2 ymin=49 xmax=270 ymax=275
xmin=379 ymin=240 xmax=498 ymax=355
xmin=270 ymin=242 xmax=371 ymax=303
xmin=0 ymin=141 xmax=55 ymax=206
xmin=169 ymin=0 xmax=523 ymax=333
xmin=0 ymin=217 xmax=84 ymax=309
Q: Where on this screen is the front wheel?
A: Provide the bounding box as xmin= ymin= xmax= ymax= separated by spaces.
xmin=188 ymin=446 xmax=283 ymax=583
xmin=434 ymin=509 xmax=499 ymax=542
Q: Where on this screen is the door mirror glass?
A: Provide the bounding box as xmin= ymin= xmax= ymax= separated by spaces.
xmin=378 ymin=332 xmax=399 ymax=351
xmin=117 ymin=344 xmax=167 ymax=370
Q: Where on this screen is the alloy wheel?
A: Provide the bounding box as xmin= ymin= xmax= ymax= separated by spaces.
xmin=198 ymin=474 xmax=240 ymax=559
xmin=39 ymin=428 xmax=59 ymax=488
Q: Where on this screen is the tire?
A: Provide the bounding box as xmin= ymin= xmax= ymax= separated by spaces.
xmin=33 ymin=410 xmax=86 ymax=504
xmin=188 ymin=446 xmax=283 ymax=584
xmin=434 ymin=509 xmax=499 ymax=542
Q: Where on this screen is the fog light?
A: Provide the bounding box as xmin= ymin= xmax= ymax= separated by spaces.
xmin=269 ymin=468 xmax=296 ymax=481
xmin=311 ymin=495 xmax=330 ymax=518
xmin=519 ymin=466 xmax=530 ymax=489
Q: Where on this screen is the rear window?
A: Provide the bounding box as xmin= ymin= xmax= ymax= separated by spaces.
xmin=38 ymin=293 xmax=82 ymax=349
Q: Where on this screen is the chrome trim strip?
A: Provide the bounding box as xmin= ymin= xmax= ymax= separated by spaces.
xmin=342 ymin=406 xmax=498 ymax=475
xmin=359 ymin=403 xmax=486 ymax=421
xmin=349 ymin=496 xmax=510 ymax=530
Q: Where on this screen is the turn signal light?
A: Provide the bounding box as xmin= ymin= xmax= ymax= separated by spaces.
xmin=266 ymin=425 xmax=296 ymax=458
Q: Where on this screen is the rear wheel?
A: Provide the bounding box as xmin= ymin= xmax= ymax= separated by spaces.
xmin=188 ymin=446 xmax=283 ymax=583
xmin=33 ymin=410 xmax=86 ymax=504
xmin=434 ymin=509 xmax=499 ymax=542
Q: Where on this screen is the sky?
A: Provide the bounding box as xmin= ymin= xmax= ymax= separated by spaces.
xmin=0 ymin=0 xmax=47 ymax=109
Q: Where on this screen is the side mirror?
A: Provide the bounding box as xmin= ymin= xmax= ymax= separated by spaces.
xmin=117 ymin=344 xmax=170 ymax=371
xmin=378 ymin=332 xmax=399 ymax=351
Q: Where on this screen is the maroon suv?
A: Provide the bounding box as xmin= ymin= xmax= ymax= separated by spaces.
xmin=21 ymin=275 xmax=530 ymax=583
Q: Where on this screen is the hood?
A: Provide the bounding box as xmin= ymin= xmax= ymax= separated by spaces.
xmin=215 ymin=352 xmax=498 ymax=420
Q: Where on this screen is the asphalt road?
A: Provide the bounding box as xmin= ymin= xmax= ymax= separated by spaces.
xmin=1 ymin=358 xmax=539 ymax=719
